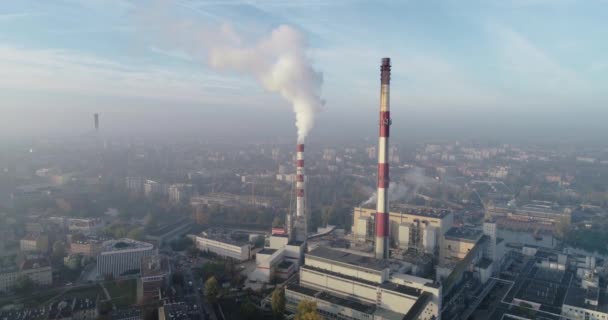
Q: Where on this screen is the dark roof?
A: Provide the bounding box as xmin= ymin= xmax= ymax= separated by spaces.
xmin=379 ymin=282 xmax=422 ymax=298
xmin=301 ymin=265 xmax=380 ymax=287
xmin=402 ymin=292 xmax=432 ymax=320
xmin=286 ymin=283 xmax=320 ymax=297
xmin=278 ymin=261 xmax=294 ymax=269
xmin=445 ymin=227 xmax=483 ymax=242
xmin=307 ymin=247 xmax=388 ymax=272
xmin=478 ymin=258 xmax=493 ymax=269
xmin=288 ymin=240 xmax=304 ymax=246
xmin=317 ymin=292 xmax=376 ymax=313
xmin=258 ymin=248 xmax=278 ymax=255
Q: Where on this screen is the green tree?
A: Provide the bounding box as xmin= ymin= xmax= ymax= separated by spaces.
xmin=295 ymin=300 xmax=323 ymax=320
xmin=127 ymin=227 xmax=145 ymax=241
xmin=14 ymin=274 xmax=34 ymax=294
xmin=52 ymin=240 xmax=67 ymax=259
xmin=271 ymin=287 xmax=286 ymax=319
xmin=239 ymin=299 xmax=260 ymax=320
xmin=204 ymin=276 xmax=219 ymax=303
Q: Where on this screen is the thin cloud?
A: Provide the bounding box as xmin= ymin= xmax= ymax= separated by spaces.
xmin=0 ymin=45 xmax=260 ymax=104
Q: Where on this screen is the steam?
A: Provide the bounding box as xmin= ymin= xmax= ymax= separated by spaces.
xmin=209 ymin=26 xmax=324 ymax=143
xmin=362 ymin=167 xmax=434 ymax=205
xmin=138 ymin=4 xmax=324 ymax=143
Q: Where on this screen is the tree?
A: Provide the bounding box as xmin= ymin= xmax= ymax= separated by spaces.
xmin=204 ymin=276 xmax=219 ymax=303
xmin=127 ymin=227 xmax=145 ymax=241
xmin=52 ymin=240 xmax=67 ymax=259
xmin=271 ymin=287 xmax=286 ymax=319
xmin=14 ymin=274 xmax=34 ymax=294
xmin=295 ymin=300 xmax=323 ymax=320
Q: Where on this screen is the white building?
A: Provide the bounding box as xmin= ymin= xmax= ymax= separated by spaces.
xmin=143 ymin=180 xmax=162 ymax=198
xmin=0 ymin=258 xmax=52 ymax=293
xmin=97 ymin=238 xmax=155 ymax=278
xmin=189 ymin=233 xmax=251 ymax=262
xmin=168 ymin=184 xmax=193 ymax=204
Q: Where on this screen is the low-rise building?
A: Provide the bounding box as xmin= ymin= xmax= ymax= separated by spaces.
xmin=20 ymin=233 xmax=49 ymax=253
xmin=189 ymin=231 xmax=252 ymax=262
xmin=140 ymin=255 xmax=171 ymax=304
xmin=0 ymin=257 xmax=52 ymax=293
xmin=97 ymin=238 xmax=155 ymax=278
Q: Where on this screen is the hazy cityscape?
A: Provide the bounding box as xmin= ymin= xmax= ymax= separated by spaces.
xmin=1 ymin=1 xmax=608 ymax=320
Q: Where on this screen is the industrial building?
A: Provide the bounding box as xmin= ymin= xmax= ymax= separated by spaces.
xmin=353 ymin=205 xmax=454 ymax=258
xmin=249 ymin=234 xmax=305 ymax=283
xmin=97 ymin=238 xmax=155 ymax=278
xmin=285 ymin=246 xmax=441 ymax=320
xmin=189 ymin=230 xmax=252 ymax=262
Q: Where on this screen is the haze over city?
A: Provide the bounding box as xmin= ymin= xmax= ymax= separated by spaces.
xmin=1 ymin=1 xmax=608 ymax=320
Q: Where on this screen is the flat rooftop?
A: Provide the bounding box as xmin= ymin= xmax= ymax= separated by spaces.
xmin=379 ymin=282 xmax=422 ymax=298
xmin=307 ymin=247 xmax=388 ymax=272
xmin=258 ymin=248 xmax=278 ymax=255
xmin=141 ymin=255 xmax=170 ymax=278
xmin=445 ymin=227 xmax=483 ymax=242
xmin=100 ymin=238 xmax=153 ymax=252
xmin=317 ymin=291 xmax=376 ymax=313
xmin=358 ymin=204 xmax=452 ymax=219
xmin=564 ymin=287 xmax=608 ymax=313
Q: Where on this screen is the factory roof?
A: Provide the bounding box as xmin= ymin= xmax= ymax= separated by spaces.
xmin=477 ymin=258 xmax=493 ymax=269
xmin=402 ymin=292 xmax=433 ymax=320
xmin=445 ymin=227 xmax=483 ymax=243
xmin=379 ymin=282 xmax=422 ymax=298
xmin=317 ymin=292 xmax=376 ymax=313
xmin=258 ymin=248 xmax=278 ymax=255
xmin=286 ymin=283 xmax=320 ymax=297
xmin=277 ymin=261 xmax=294 ymax=269
xmin=358 ymin=205 xmax=452 ymax=219
xmin=307 ymin=247 xmax=388 ymax=272
xmin=287 ymin=240 xmax=305 ymax=246
xmin=100 ymin=238 xmax=154 ymax=253
xmin=301 ymin=265 xmax=380 ymax=287
xmin=564 ymin=287 xmax=608 ymax=313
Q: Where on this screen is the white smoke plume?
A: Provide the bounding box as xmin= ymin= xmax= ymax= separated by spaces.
xmin=362 ymin=182 xmax=409 ymax=206
xmin=361 ymin=167 xmax=435 ymax=206
xmin=138 ymin=3 xmax=324 ymax=143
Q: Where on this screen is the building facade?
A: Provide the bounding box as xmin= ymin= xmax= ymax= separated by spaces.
xmin=97 ymin=239 xmax=155 ymax=278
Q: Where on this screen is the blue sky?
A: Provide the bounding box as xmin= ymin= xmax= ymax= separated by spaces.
xmin=1 ymin=0 xmax=606 ymax=138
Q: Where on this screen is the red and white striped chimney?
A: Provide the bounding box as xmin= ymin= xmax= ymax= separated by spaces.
xmin=375 ymin=58 xmax=391 ymax=259
xmin=296 ymin=144 xmax=305 ymax=219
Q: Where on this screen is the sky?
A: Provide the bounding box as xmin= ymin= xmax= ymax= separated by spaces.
xmin=1 ymin=0 xmax=607 ymax=143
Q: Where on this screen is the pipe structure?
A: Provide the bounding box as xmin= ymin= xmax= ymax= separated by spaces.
xmin=375 ymin=58 xmax=391 ymax=259
xmin=296 ymin=144 xmax=305 ymax=219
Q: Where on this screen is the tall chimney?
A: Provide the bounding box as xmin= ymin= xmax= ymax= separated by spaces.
xmin=375 ymin=58 xmax=391 ymax=259
xmin=94 ymin=113 xmax=99 ymax=131
xmin=296 ymin=144 xmax=305 ymax=219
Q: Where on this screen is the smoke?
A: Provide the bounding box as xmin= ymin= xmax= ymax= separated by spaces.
xmin=138 ymin=3 xmax=324 ymax=143
xmin=362 ymin=182 xmax=409 ymax=206
xmin=361 ymin=167 xmax=435 ymax=206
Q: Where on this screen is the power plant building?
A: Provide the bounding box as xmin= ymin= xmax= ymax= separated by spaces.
xmin=353 ymin=206 xmax=454 ymax=257
xmin=286 ymin=246 xmax=441 ymax=320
